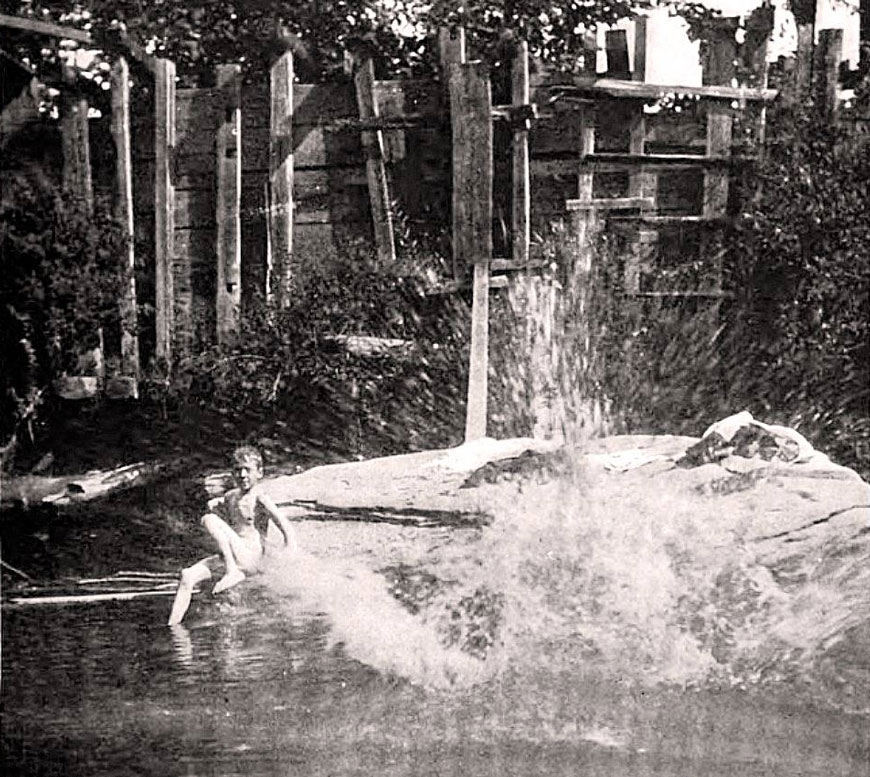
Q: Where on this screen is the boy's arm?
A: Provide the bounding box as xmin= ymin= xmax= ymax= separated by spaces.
xmin=258 ymin=491 xmax=299 ymax=552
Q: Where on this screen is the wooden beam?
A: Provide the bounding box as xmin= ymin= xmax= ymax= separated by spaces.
xmin=269 ymin=51 xmax=294 ymax=307
xmin=154 ymin=58 xmax=176 ymax=364
xmin=438 ymin=26 xmax=466 ymax=83
xmin=632 ymin=16 xmax=648 ymax=83
xmin=449 ymin=62 xmax=493 ymax=441
xmin=0 ymin=12 xmax=91 ymax=43
xmin=215 ymin=64 xmax=242 ymax=344
xmin=511 ymin=40 xmax=531 ymax=267
xmin=60 ymin=63 xmax=92 ymax=211
xmin=815 ymin=28 xmax=843 ymax=115
xmin=566 ymin=197 xmax=655 ymax=211
xmin=540 ymin=77 xmax=777 ymax=103
xmin=352 ymin=56 xmax=396 ymax=263
xmin=110 ymin=56 xmax=139 ymax=396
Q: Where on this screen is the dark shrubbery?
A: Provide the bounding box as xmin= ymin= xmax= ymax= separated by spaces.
xmin=0 ymin=172 xmax=129 ymax=461
xmin=163 ymin=247 xmax=471 ymax=459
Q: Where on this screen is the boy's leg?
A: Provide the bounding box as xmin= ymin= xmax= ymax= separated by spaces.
xmin=167 ymin=560 xmax=212 ymax=626
xmin=201 ymin=513 xmax=259 ymax=594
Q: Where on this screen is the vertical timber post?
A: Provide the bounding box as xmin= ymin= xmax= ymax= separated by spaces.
xmin=215 ymin=64 xmax=242 ymax=343
xmin=511 ymin=40 xmax=531 ymax=268
xmin=110 ymin=56 xmax=139 ymax=397
xmin=439 ymin=26 xmax=467 ymax=280
xmin=815 ymin=28 xmax=843 ymax=116
xmin=269 ymin=51 xmax=294 ymax=307
xmin=352 ymin=56 xmax=396 ymax=263
xmin=450 ymin=62 xmax=493 ymax=442
xmin=154 ymin=58 xmax=176 ymax=366
xmin=627 ymin=16 xmax=655 ymax=296
xmin=60 ymin=63 xmax=93 ymax=211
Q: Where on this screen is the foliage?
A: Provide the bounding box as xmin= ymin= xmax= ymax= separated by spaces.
xmin=0 ymin=171 xmax=129 ymax=453
xmin=156 ymin=246 xmax=471 ymax=458
xmin=5 ymin=0 xmax=715 ymax=85
xmin=721 ymin=108 xmax=870 ymax=473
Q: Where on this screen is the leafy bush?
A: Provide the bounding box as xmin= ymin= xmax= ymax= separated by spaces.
xmin=162 ymin=246 xmax=471 ymax=458
xmin=0 ymin=171 xmax=129 ymax=454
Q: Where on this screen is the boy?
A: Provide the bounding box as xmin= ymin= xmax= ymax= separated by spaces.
xmin=167 ymin=445 xmax=298 ymax=626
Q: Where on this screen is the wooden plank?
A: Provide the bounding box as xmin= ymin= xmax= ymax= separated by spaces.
xmin=438 ymin=27 xmax=466 ymax=83
xmin=449 ymin=62 xmax=492 ymax=441
xmin=791 ymin=22 xmax=815 ymax=104
xmin=154 ymin=58 xmax=176 ymax=364
xmin=633 ymin=16 xmax=648 ymax=83
xmin=584 ymin=152 xmax=735 ymax=167
xmin=450 ymin=62 xmax=492 ymax=272
xmin=466 ymin=262 xmax=491 ymax=441
xmin=815 ymin=28 xmax=843 ymax=115
xmin=60 ymin=64 xmax=93 ymax=211
xmin=0 ymin=12 xmax=91 ymax=42
xmin=529 ymin=76 xmax=777 ymax=103
xmin=574 ymin=106 xmax=596 ymax=255
xmin=110 ymin=56 xmax=139 ymax=394
xmin=566 ymin=197 xmax=654 ymax=211
xmin=605 ymin=30 xmax=630 ymax=79
xmin=215 ymin=64 xmax=242 ymax=344
xmin=512 ymin=40 xmax=531 ymax=267
xmin=270 ymin=51 xmax=294 ymax=307
xmin=352 ymin=56 xmax=396 ymax=262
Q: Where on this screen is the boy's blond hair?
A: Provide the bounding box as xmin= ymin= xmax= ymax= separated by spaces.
xmin=232 ymin=445 xmax=263 ymax=469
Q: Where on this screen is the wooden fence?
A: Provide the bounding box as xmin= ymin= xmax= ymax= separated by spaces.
xmin=3 ymin=12 xmax=862 ymax=431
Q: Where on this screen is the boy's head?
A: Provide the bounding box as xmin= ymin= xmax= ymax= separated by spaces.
xmin=231 ymin=445 xmax=263 ymax=490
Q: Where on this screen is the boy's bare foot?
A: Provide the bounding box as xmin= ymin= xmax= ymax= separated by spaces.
xmin=213 ymin=568 xmax=246 ymax=594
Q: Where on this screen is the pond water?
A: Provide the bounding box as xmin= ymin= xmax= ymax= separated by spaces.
xmin=3 ymin=478 xmax=870 ymax=777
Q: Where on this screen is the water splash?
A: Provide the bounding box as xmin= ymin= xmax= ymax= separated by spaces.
xmin=260 ymin=551 xmax=493 ymax=689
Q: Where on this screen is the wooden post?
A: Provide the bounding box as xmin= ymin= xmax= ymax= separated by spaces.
xmin=511 ymin=40 xmax=531 ymax=267
xmin=449 ymin=62 xmax=493 ymax=442
xmin=215 ymin=64 xmax=242 ymax=343
xmin=703 ymin=22 xmax=735 ymax=227
xmin=352 ymin=56 xmax=396 ymax=263
xmin=269 ymin=51 xmax=294 ymax=307
xmin=792 ymin=0 xmax=816 ymax=106
xmin=632 ymin=16 xmax=648 ymax=82
xmin=438 ymin=26 xmax=466 ymax=82
xmin=575 ymin=109 xmax=597 ymax=262
xmin=60 ymin=63 xmax=93 ymax=211
xmin=110 ymin=56 xmax=139 ymax=397
xmin=154 ymin=58 xmax=176 ymax=365
xmin=815 ymin=28 xmax=843 ymax=115
xmin=626 ymin=18 xmax=656 ymax=296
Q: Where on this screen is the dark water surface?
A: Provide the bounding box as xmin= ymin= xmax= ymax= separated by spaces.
xmin=2 ymin=475 xmax=869 ymax=776
xmin=3 ymin=589 xmax=869 ymax=777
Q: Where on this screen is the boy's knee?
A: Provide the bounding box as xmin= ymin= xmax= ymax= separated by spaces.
xmin=200 ymin=512 xmax=220 ymax=528
xmin=179 ymin=567 xmax=198 ymax=587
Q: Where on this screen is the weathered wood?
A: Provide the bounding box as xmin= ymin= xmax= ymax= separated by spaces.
xmin=154 ymin=58 xmax=176 ymax=364
xmin=815 ymin=28 xmax=843 ymax=115
xmin=110 ymin=56 xmax=139 ymax=394
xmin=269 ymin=51 xmax=294 ymax=307
xmin=633 ymin=16 xmax=648 ymax=83
xmin=352 ymin=56 xmax=396 ymax=263
xmin=793 ymin=23 xmax=815 ymax=103
xmin=574 ymin=107 xmax=596 ymax=255
xmin=60 ymin=64 xmax=93 ymax=211
xmin=449 ymin=62 xmax=492 ymax=441
xmin=466 ymin=262 xmax=491 ymax=441
xmin=530 ymin=76 xmax=777 ymax=103
xmin=605 ymin=29 xmax=631 ymax=79
xmin=566 ymin=197 xmax=655 ymax=211
xmin=450 ymin=62 xmax=492 ymax=272
xmin=215 ymin=64 xmax=242 ymax=344
xmin=0 ymin=12 xmax=91 ymax=42
xmin=512 ymin=41 xmax=531 ymax=267
xmin=438 ymin=27 xmax=466 ymax=81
